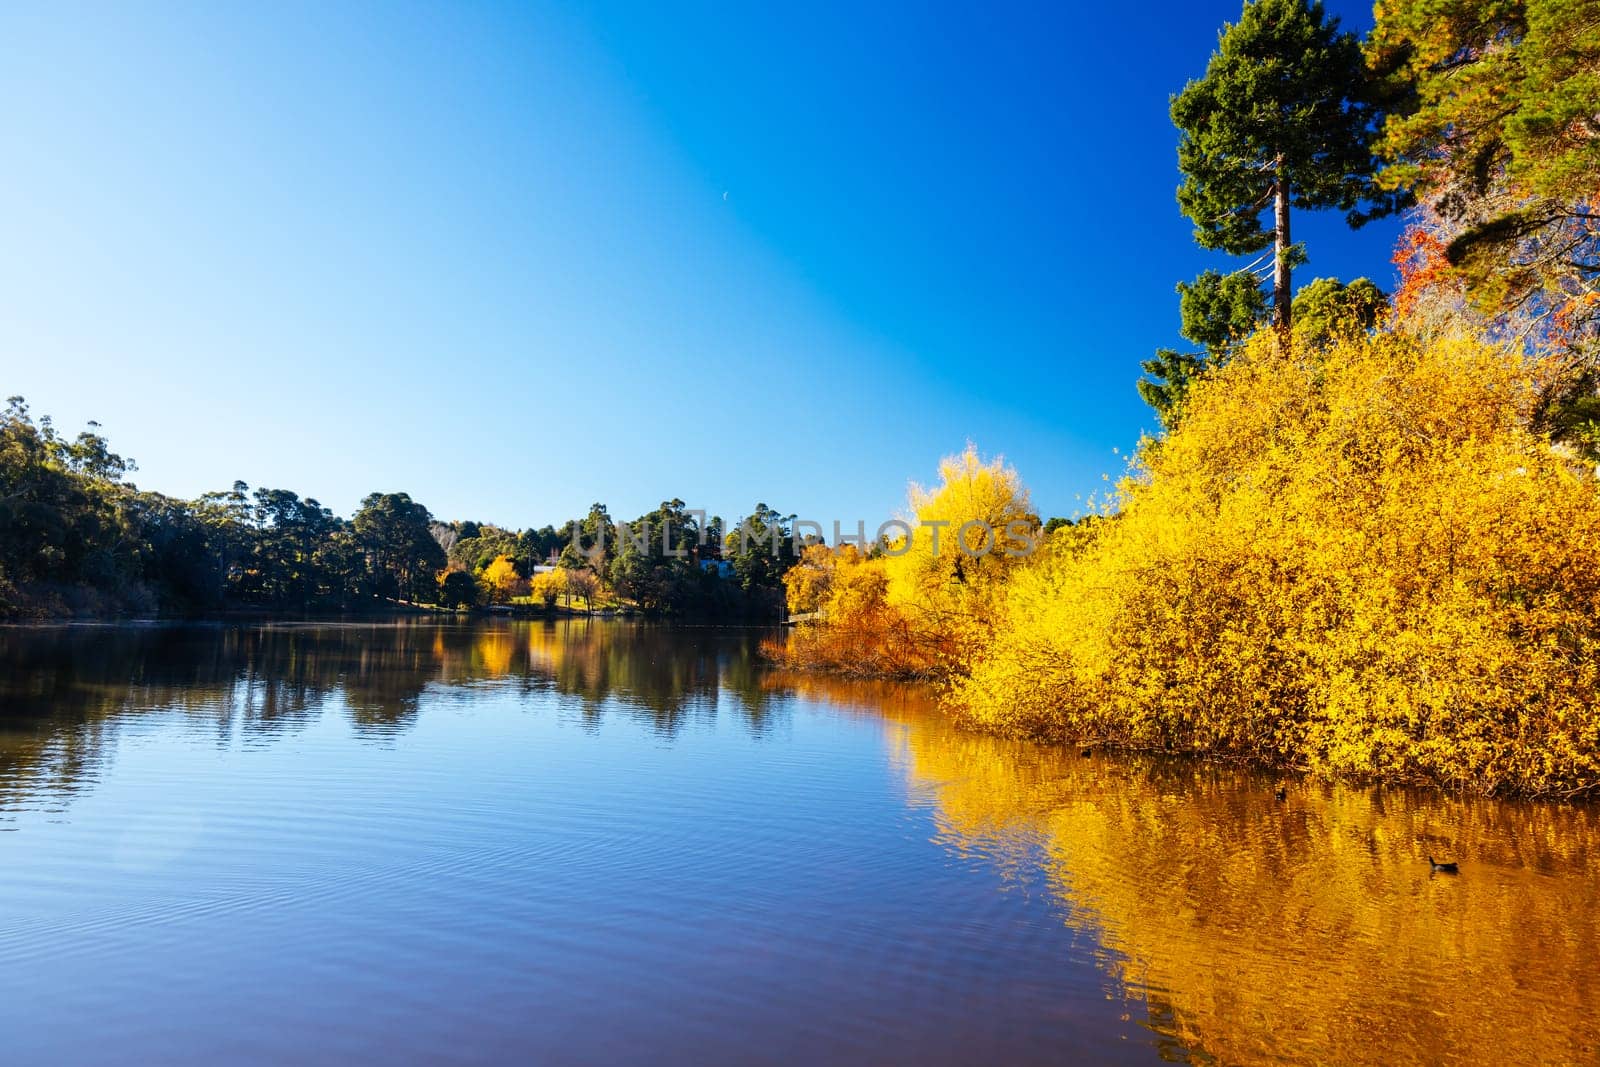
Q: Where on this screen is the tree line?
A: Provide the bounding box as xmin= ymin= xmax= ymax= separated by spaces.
xmin=434 ymin=499 xmax=803 ymax=616
xmin=0 ymin=396 xmax=799 ymax=619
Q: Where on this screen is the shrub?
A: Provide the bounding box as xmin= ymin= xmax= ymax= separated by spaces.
xmin=437 ymin=569 xmax=480 ymax=609
xmin=766 ymin=447 xmax=1037 ymax=679
xmin=954 ymin=327 xmax=1600 ymax=796
xmin=765 ymin=545 xmax=940 ymax=678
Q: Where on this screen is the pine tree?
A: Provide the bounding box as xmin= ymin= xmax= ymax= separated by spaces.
xmin=1139 ymin=270 xmax=1265 ymax=420
xmin=1172 ymin=0 xmax=1398 ymax=335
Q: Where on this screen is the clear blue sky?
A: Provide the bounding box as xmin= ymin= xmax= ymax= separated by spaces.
xmin=2 ymin=0 xmax=1401 ymax=529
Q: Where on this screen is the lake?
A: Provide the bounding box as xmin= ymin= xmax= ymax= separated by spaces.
xmin=1 ymin=620 xmax=1596 ymax=1065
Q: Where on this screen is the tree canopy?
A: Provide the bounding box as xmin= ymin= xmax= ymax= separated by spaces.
xmin=1370 ymin=0 xmax=1600 ymax=338
xmin=1173 ymin=0 xmax=1397 ymax=330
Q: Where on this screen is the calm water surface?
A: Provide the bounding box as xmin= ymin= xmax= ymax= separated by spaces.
xmin=1 ymin=620 xmax=1596 ymax=1065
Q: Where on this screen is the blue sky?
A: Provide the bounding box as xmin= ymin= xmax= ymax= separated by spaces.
xmin=2 ymin=0 xmax=1402 ymax=528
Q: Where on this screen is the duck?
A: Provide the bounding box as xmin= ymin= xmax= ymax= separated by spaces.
xmin=1428 ymin=855 xmax=1459 ymax=874
xmin=1274 ymin=787 xmax=1287 ymax=801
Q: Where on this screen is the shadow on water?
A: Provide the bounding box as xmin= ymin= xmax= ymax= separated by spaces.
xmin=2 ymin=620 xmax=1598 ymax=1064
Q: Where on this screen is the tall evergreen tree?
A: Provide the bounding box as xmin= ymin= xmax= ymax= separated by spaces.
xmin=1139 ymin=269 xmax=1266 ymax=420
xmin=353 ymin=492 xmax=445 ymax=603
xmin=1172 ymin=0 xmax=1397 ymax=335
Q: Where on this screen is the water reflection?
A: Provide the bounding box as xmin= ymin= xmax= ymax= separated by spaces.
xmin=3 ymin=622 xmax=1598 ymax=1064
xmin=0 ymin=620 xmax=781 ymax=814
xmin=882 ymin=702 xmax=1600 ymax=1065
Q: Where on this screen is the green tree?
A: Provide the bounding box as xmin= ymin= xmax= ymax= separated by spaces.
xmin=1139 ymin=349 xmax=1210 ymax=420
xmin=1172 ymin=0 xmax=1397 ymax=335
xmin=438 ymin=569 xmax=480 ymax=609
xmin=607 ymin=498 xmax=710 ymax=614
xmin=1141 ymin=269 xmax=1268 ymax=419
xmin=516 ymin=524 xmax=562 ymax=572
xmin=555 ymin=503 xmax=615 ymax=578
xmin=1291 ymin=276 xmax=1389 ymax=346
xmin=1178 ymin=268 xmax=1269 ymax=350
xmin=0 ymin=397 xmax=147 ymax=599
xmin=556 ymin=541 xmax=588 ymax=570
xmin=251 ymin=488 xmax=342 ymax=607
xmin=1369 ymin=0 xmax=1600 ymax=336
xmin=353 ymin=492 xmax=445 ymax=603
xmin=724 ymin=503 xmax=797 ymax=615
xmin=1142 ymin=273 xmax=1389 ymax=419
xmin=448 ymin=524 xmax=519 ymax=573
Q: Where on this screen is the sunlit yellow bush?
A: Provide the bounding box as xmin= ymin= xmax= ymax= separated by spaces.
xmin=768 ymin=447 xmax=1036 ymax=678
xmin=955 ymin=327 xmax=1600 ymax=796
xmin=528 ymin=568 xmax=567 ymax=609
xmin=766 ymin=544 xmax=938 ymax=677
xmin=881 ymin=445 xmax=1036 ymax=664
xmin=480 ymin=555 xmax=524 ymax=604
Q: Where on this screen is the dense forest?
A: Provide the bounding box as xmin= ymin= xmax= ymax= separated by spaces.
xmin=769 ymin=0 xmax=1600 ymax=796
xmin=0 ymin=396 xmax=799 ymax=620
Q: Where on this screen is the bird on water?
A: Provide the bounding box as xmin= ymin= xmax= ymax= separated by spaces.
xmin=1428 ymin=855 xmax=1459 ymax=874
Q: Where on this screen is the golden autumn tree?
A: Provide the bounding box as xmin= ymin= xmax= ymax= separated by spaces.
xmin=881 ymin=445 xmax=1038 ymax=669
xmin=768 ymin=446 xmax=1037 ymax=678
xmin=480 ymin=555 xmax=522 ymax=605
xmin=781 ymin=543 xmax=838 ymax=617
xmin=528 ymin=569 xmax=566 ymax=610
xmin=768 ymin=544 xmax=937 ymax=677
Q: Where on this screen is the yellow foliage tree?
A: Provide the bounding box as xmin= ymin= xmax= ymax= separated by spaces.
xmin=955 ymin=325 xmax=1600 ymax=796
xmin=528 ymin=569 xmax=566 ymax=610
xmin=769 ymin=544 xmax=937 ymax=677
xmin=769 ymin=447 xmax=1037 ymax=678
xmin=481 ymin=555 xmax=523 ymax=605
xmin=781 ymin=543 xmax=838 ymax=617
xmin=881 ymin=445 xmax=1037 ymax=669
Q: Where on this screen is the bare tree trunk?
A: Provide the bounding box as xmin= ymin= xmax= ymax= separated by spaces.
xmin=1273 ymin=156 xmax=1292 ymax=340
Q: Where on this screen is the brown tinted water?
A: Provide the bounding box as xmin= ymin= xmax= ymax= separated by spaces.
xmin=1 ymin=620 xmax=1595 ymax=1064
